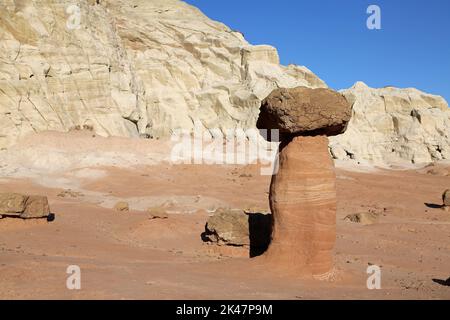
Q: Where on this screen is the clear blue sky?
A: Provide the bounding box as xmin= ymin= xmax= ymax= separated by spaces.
xmin=185 ymin=0 xmax=450 ymax=104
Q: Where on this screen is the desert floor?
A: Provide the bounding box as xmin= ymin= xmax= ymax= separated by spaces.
xmin=0 ymin=131 xmax=449 ymax=299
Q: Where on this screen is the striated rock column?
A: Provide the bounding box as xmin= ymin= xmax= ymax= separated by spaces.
xmin=257 ymin=86 xmax=352 ymax=278
xmin=266 ymin=136 xmax=337 ymax=276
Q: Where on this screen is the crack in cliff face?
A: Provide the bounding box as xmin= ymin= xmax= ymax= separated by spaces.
xmin=104 ymin=6 xmax=147 ymax=135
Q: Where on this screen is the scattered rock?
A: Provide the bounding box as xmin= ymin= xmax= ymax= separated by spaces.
xmin=114 ymin=201 xmax=129 ymax=212
xmin=202 ymin=208 xmax=272 ymax=257
xmin=203 ymin=208 xmax=249 ymax=246
xmin=20 ymin=196 xmax=51 ymax=219
xmin=0 ymin=193 xmax=28 ymax=216
xmin=344 ymin=212 xmax=379 ymax=225
xmin=443 ymin=189 xmax=450 ymax=207
xmin=0 ymin=193 xmax=51 ymax=219
xmin=57 ymin=189 xmax=84 ymax=198
xmin=147 ymin=207 xmax=169 ymax=220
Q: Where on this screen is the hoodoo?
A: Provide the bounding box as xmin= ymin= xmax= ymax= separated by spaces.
xmin=257 ymin=86 xmax=352 ymax=278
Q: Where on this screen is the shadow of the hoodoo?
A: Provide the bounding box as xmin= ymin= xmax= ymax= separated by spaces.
xmin=432 ymin=277 xmax=450 ymax=287
xmin=248 ymin=213 xmax=273 ymax=258
xmin=424 ymin=203 xmax=444 ymax=209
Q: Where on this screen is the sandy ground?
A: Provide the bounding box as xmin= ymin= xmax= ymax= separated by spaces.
xmin=0 ymin=131 xmax=449 ymax=299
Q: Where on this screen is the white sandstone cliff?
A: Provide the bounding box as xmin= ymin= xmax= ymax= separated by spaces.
xmin=0 ymin=0 xmax=326 ymax=149
xmin=330 ymin=82 xmax=450 ymax=165
xmin=1 ymin=0 xmax=449 ymax=167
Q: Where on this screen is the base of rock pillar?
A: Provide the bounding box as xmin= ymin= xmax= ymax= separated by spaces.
xmin=263 ymin=135 xmax=337 ymax=277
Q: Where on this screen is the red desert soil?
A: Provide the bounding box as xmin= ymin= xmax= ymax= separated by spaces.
xmin=0 ymin=138 xmax=449 ymax=299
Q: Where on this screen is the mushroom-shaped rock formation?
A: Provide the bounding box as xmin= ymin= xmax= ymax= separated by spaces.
xmin=257 ymin=87 xmax=351 ymax=137
xmin=257 ymin=86 xmax=352 ymax=278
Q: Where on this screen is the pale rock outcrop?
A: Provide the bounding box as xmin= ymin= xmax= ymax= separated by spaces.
xmin=330 ymin=82 xmax=450 ymax=165
xmin=257 ymin=87 xmax=352 ymax=278
xmin=2 ymin=1 xmax=448 ymax=166
xmin=0 ymin=0 xmax=326 ymax=149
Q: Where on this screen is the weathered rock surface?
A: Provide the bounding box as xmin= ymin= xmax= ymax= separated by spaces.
xmin=330 ymin=82 xmax=450 ymax=165
xmin=203 ymin=208 xmax=272 ymax=254
xmin=443 ymin=189 xmax=450 ymax=207
xmin=0 ymin=0 xmax=326 ymax=149
xmin=1 ymin=1 xmax=448 ymax=166
xmin=21 ymin=195 xmax=50 ymax=218
xmin=264 ymin=136 xmax=337 ymax=277
xmin=0 ymin=193 xmax=28 ymax=215
xmin=204 ymin=208 xmax=250 ymax=246
xmin=0 ymin=192 xmax=50 ymax=218
xmin=257 ymin=87 xmax=352 ymax=136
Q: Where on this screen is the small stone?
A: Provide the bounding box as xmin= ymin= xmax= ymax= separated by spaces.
xmin=147 ymin=207 xmax=169 ymax=219
xmin=344 ymin=212 xmax=379 ymax=225
xmin=114 ymin=201 xmax=129 ymax=212
xmin=57 ymin=189 xmax=84 ymax=198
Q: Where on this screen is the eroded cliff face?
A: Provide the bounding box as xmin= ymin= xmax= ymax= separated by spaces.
xmin=0 ymin=0 xmax=326 ymax=149
xmin=329 ymin=82 xmax=450 ymax=165
xmin=1 ymin=0 xmax=448 ymax=166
